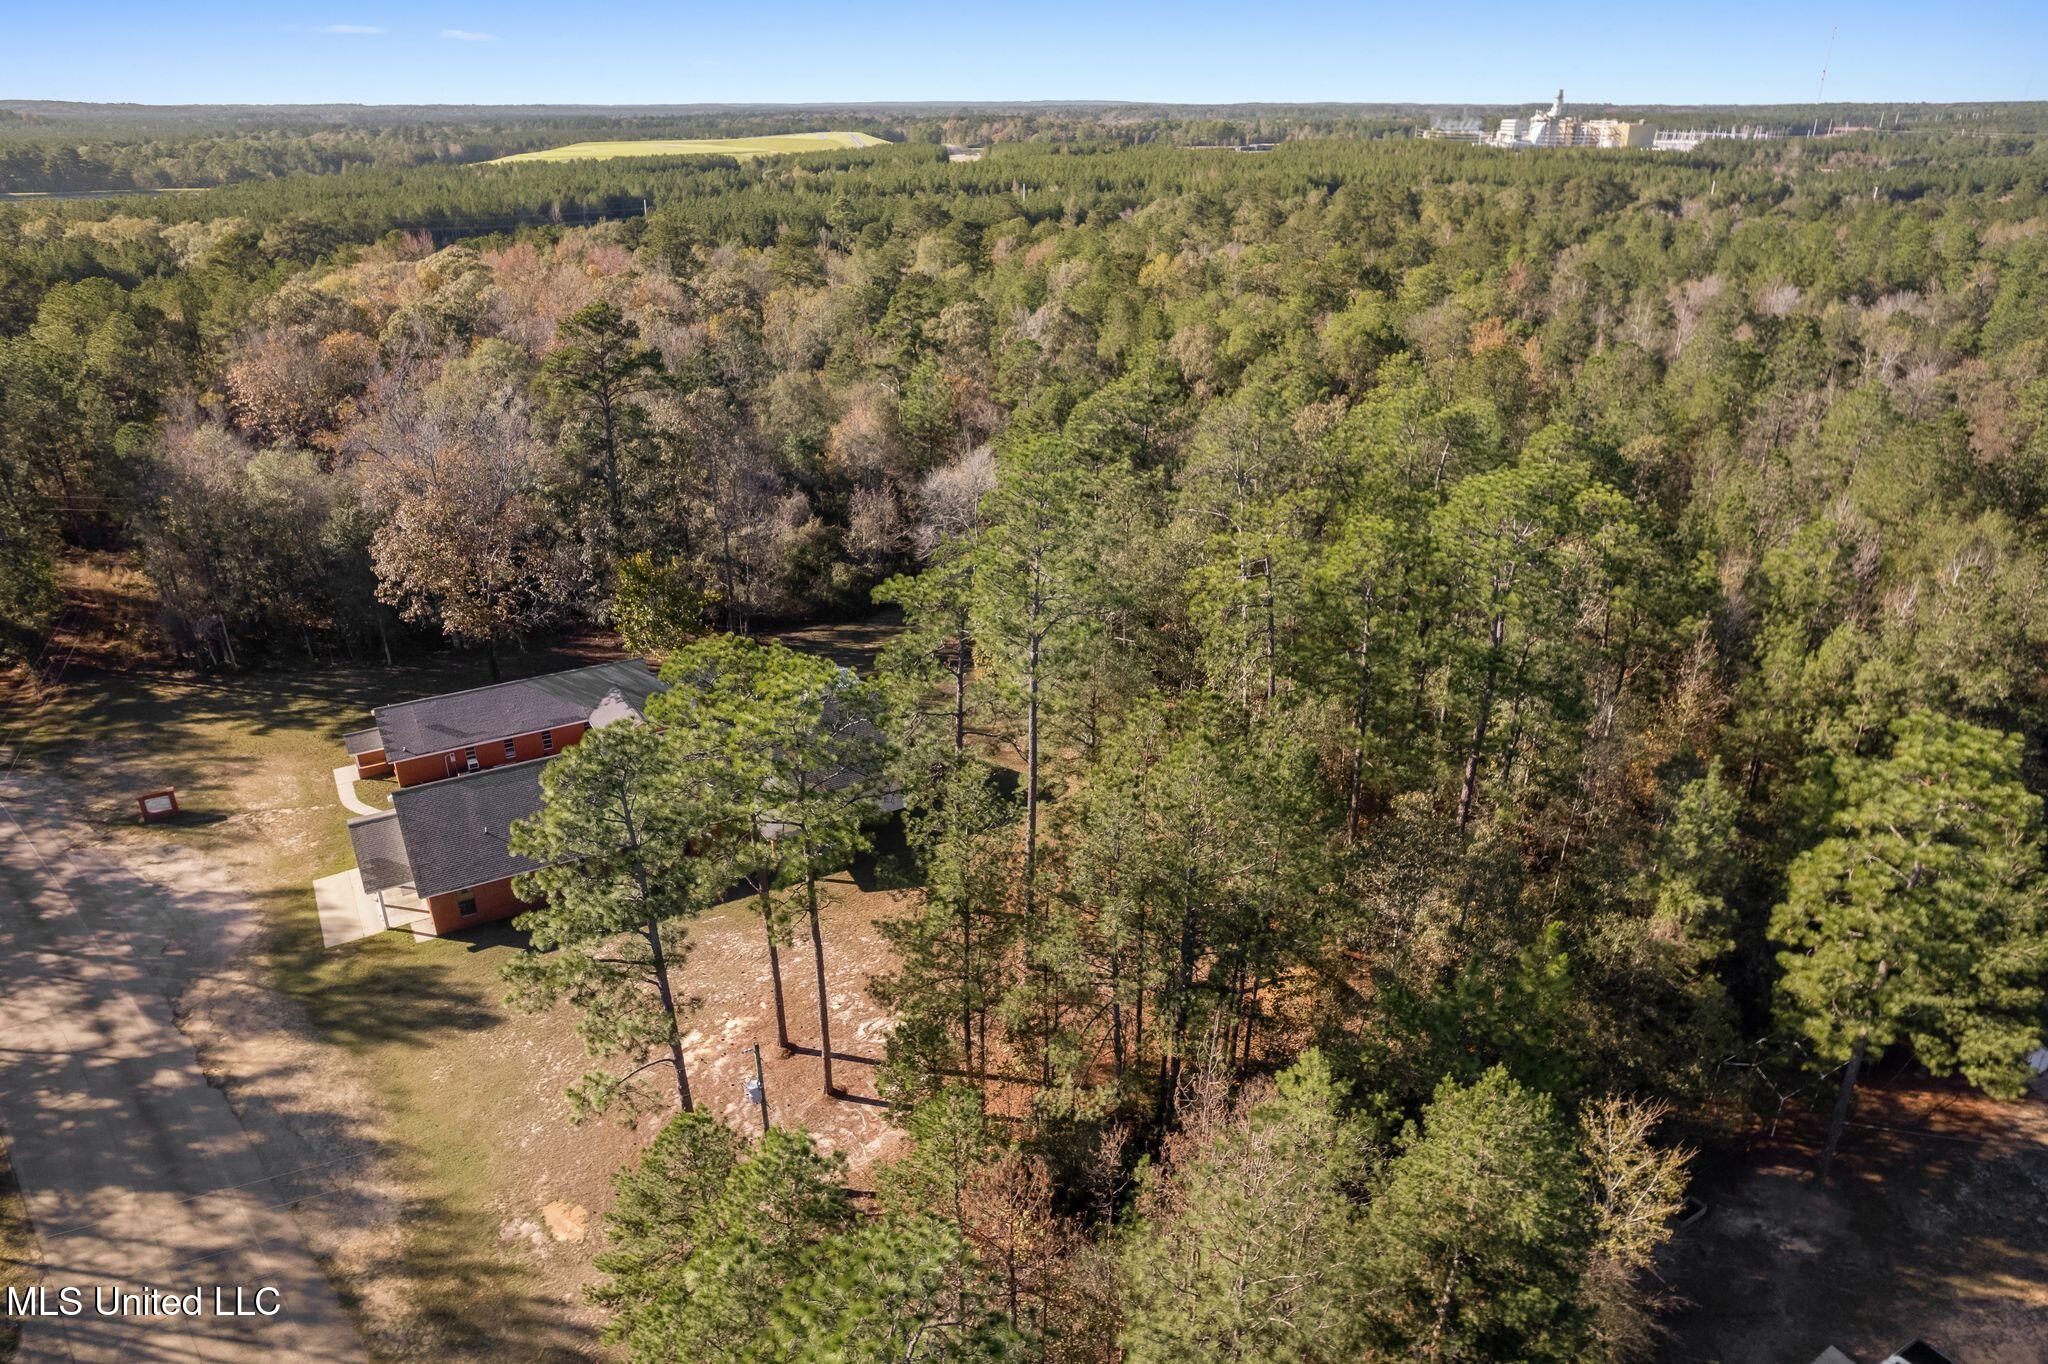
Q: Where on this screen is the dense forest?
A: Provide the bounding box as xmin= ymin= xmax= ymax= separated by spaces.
xmin=5 ymin=109 xmax=2048 ymax=1360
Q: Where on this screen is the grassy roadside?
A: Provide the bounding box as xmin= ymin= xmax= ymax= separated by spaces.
xmin=0 ymin=1135 xmax=34 ymax=1363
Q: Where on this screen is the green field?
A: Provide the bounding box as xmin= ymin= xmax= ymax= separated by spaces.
xmin=490 ymin=130 xmax=886 ymax=164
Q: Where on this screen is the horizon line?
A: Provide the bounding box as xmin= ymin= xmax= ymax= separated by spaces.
xmin=6 ymin=95 xmax=2045 ymax=110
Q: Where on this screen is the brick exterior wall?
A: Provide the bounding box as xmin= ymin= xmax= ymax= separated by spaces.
xmin=390 ymin=721 xmax=589 ymax=788
xmin=422 ymin=876 xmax=536 ymax=935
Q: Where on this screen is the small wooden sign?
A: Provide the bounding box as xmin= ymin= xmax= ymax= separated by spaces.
xmin=137 ymin=789 xmax=179 ymax=823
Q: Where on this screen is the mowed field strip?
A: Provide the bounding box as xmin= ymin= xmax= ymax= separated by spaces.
xmin=490 ymin=130 xmax=886 ymax=163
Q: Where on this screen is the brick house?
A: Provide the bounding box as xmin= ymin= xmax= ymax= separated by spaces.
xmin=342 ymin=660 xmax=663 ymax=935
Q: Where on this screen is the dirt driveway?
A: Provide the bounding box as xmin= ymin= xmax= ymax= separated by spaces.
xmin=0 ymin=781 xmax=364 ymax=1363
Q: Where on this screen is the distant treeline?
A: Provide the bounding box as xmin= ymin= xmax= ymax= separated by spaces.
xmin=6 ymin=99 xmax=2044 ymax=194
xmin=8 ymin=126 xmax=2047 ymax=259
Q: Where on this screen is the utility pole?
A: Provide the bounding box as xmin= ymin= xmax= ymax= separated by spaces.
xmin=746 ymin=1043 xmax=770 ymax=1133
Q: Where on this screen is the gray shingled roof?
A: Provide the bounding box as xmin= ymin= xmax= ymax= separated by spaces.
xmin=371 ymin=660 xmax=662 ymax=762
xmin=347 ymin=812 xmax=413 ymax=894
xmin=343 ymin=727 xmax=384 ymax=757
xmin=388 ymin=758 xmax=551 ymax=897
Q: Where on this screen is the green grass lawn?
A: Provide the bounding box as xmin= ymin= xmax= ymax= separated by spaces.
xmin=489 ymin=130 xmax=885 ymax=163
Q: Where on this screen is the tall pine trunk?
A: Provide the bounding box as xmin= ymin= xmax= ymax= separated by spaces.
xmin=1820 ymin=963 xmax=1888 ymax=1184
xmin=1456 ymin=611 xmax=1506 ymax=829
xmin=1025 ymin=623 xmax=1053 ymax=1085
xmin=645 ymin=922 xmax=694 ymax=1112
xmin=597 ymin=383 xmax=623 ymax=546
xmin=960 ymin=893 xmax=974 ymax=1072
xmin=806 ymin=869 xmax=836 ymax=1096
xmin=1262 ymin=555 xmax=1277 ymax=706
xmin=719 ymin=521 xmax=740 ymax=632
xmin=1024 ymin=629 xmax=1040 ymax=921
xmin=1347 ymin=608 xmax=1375 ymax=842
xmin=758 ymin=876 xmax=792 ymax=1055
xmin=1818 ymin=1033 xmax=1867 ymax=1185
xmin=952 ymin=635 xmax=970 ymax=756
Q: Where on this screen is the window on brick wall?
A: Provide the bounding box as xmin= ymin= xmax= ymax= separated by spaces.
xmin=458 ymin=890 xmax=478 ymax=918
xmin=463 ymin=746 xmax=479 ymax=772
xmin=503 ymin=738 xmax=517 ymax=760
xmin=541 ymin=730 xmax=554 ymax=753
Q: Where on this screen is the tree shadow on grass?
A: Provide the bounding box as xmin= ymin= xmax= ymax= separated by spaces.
xmin=236 ymin=895 xmax=594 ymax=1361
xmin=257 ymin=887 xmax=502 ymax=1052
xmin=0 ymin=1135 xmax=33 ymax=1363
xmin=368 ymin=1180 xmax=595 ymax=1364
xmin=6 ymin=642 xmax=620 ymax=1363
xmin=0 ymin=904 xmax=586 ymax=1364
xmin=763 ymin=608 xmax=904 ymax=674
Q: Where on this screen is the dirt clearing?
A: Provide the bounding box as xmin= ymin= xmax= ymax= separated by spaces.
xmin=1661 ymin=1075 xmax=2048 ymax=1363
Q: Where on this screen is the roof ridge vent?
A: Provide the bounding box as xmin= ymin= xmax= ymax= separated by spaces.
xmin=588 ymin=687 xmax=643 ymax=730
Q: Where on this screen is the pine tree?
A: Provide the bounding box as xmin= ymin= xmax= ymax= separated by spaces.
xmin=1429 ymin=433 xmax=1603 ymax=831
xmin=588 ymin=1109 xmax=744 ymax=1323
xmin=537 ymin=299 xmax=663 ymax=568
xmin=653 ymin=634 xmax=886 ymax=1096
xmin=1771 ymin=711 xmax=2048 ymax=1182
xmin=881 ymin=1086 xmax=1059 ymax=1340
xmin=595 ymin=1114 xmax=855 ymax=1361
xmin=875 ymin=763 xmax=1020 ymax=1090
xmin=969 ymin=431 xmax=1132 ymax=938
xmin=596 ymin=1110 xmax=1020 ymax=1364
xmin=752 ymin=1215 xmax=1025 ymax=1364
xmin=1357 ymin=1067 xmax=1593 ymax=1363
xmin=1118 ymin=1051 xmax=1369 ymax=1364
xmin=876 ymin=553 xmax=980 ymax=777
xmin=505 ymin=719 xmax=730 ymax=1118
xmin=1059 ymin=698 xmax=1325 ymax=1119
xmin=1178 ymin=391 xmax=1323 ymax=718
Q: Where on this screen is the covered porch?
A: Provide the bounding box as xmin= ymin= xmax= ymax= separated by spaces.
xmin=317 ymin=807 xmax=435 ymax=947
xmin=313 ymin=866 xmax=433 ymax=947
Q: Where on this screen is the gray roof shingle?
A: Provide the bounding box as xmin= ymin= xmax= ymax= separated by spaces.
xmin=343 ymin=727 xmax=384 ymax=757
xmin=388 ymin=758 xmax=551 ymax=897
xmin=347 ymin=812 xmax=413 ymax=894
xmin=371 ymin=660 xmax=662 ymax=761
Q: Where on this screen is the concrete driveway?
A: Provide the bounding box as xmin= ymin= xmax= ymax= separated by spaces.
xmin=0 ymin=787 xmax=365 ymax=1363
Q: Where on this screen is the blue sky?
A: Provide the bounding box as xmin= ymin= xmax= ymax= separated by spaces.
xmin=5 ymin=2 xmax=2043 ymax=106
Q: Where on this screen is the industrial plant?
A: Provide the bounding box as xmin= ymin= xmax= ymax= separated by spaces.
xmin=1489 ymin=90 xmax=1655 ymax=147
xmin=1426 ymin=90 xmax=1787 ymax=150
